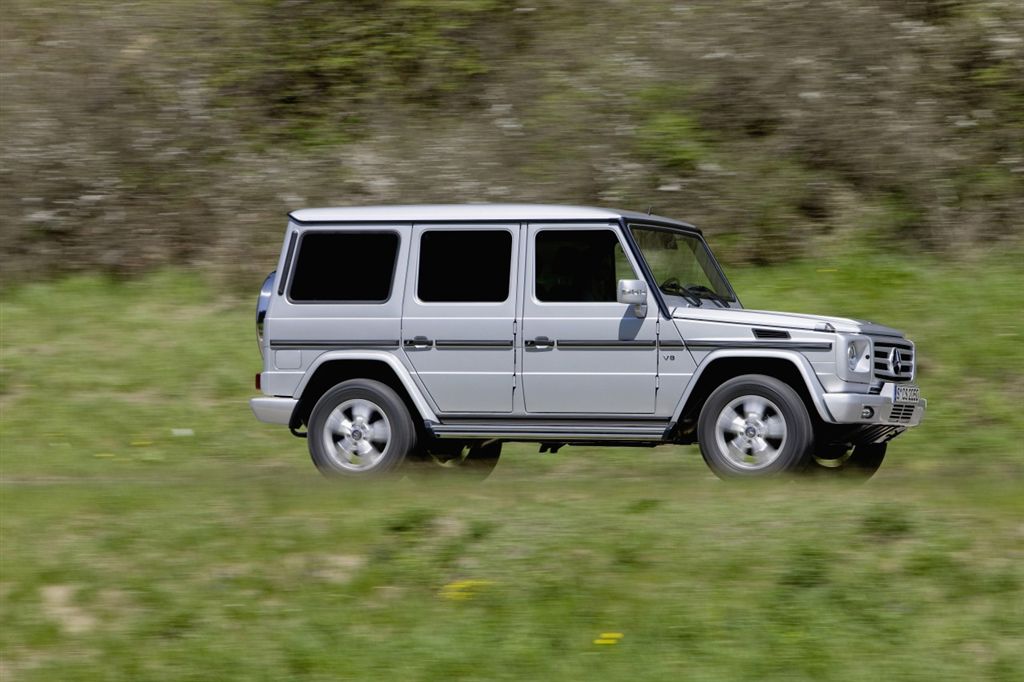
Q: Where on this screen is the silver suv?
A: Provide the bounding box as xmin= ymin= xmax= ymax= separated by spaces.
xmin=251 ymin=205 xmax=925 ymax=479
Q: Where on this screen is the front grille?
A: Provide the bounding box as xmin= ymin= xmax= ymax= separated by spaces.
xmin=888 ymin=403 xmax=916 ymax=423
xmin=872 ymin=337 xmax=915 ymax=382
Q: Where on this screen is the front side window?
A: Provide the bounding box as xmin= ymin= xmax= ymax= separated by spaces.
xmin=629 ymin=225 xmax=735 ymax=304
xmin=289 ymin=231 xmax=398 ymax=302
xmin=418 ymin=230 xmax=512 ymax=303
xmin=535 ymin=229 xmax=636 ymax=303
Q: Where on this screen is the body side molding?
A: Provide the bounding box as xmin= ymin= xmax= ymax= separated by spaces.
xmin=271 ymin=340 xmax=400 ymax=350
xmin=555 ymin=339 xmax=657 ymax=349
xmin=427 ymin=422 xmax=668 ymax=441
xmin=433 ymin=340 xmax=514 ymax=349
xmin=684 ymin=340 xmax=832 ymax=352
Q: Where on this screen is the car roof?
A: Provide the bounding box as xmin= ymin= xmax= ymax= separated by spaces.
xmin=288 ymin=204 xmax=699 ymax=232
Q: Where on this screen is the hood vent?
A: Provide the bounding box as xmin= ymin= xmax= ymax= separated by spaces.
xmin=752 ymin=328 xmax=791 ymax=340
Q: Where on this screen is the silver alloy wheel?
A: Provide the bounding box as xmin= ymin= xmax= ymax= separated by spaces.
xmin=713 ymin=395 xmax=788 ymax=470
xmin=321 ymin=399 xmax=392 ymax=472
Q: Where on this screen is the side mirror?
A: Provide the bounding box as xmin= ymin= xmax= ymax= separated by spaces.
xmin=617 ymin=279 xmax=648 ymax=318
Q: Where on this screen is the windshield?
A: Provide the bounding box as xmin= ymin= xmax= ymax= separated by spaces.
xmin=629 ymin=224 xmax=737 ymax=305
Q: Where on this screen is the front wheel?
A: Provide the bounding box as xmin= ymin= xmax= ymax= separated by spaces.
xmin=697 ymin=375 xmax=813 ymax=479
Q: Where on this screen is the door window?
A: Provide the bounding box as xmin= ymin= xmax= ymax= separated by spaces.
xmin=417 ymin=230 xmax=512 ymax=303
xmin=535 ymin=229 xmax=636 ymax=302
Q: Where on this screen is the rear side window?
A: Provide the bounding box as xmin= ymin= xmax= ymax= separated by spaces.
xmin=535 ymin=229 xmax=635 ymax=302
xmin=417 ymin=230 xmax=512 ymax=303
xmin=289 ymin=232 xmax=399 ymax=302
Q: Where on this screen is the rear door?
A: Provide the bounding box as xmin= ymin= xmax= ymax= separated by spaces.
xmin=401 ymin=225 xmax=519 ymax=413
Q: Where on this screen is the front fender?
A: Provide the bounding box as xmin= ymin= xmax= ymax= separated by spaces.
xmin=294 ymin=350 xmax=439 ymax=423
xmin=670 ymin=349 xmax=834 ymax=423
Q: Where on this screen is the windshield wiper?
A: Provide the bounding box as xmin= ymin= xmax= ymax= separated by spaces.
xmin=659 ymin=279 xmax=703 ymax=307
xmin=684 ymin=284 xmax=731 ymax=308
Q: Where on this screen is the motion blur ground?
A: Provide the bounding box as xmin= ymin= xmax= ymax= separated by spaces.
xmin=1 ymin=255 xmax=1022 ymax=680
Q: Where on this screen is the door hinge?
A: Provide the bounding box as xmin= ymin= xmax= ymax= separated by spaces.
xmin=656 ymin=375 xmax=660 ymax=389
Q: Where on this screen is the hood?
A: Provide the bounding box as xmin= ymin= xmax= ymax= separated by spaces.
xmin=671 ymin=306 xmax=904 ymax=337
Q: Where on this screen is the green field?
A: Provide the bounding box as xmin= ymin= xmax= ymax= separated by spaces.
xmin=2 ymin=253 xmax=1022 ymax=680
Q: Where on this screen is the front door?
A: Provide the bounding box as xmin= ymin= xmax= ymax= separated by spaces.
xmin=402 ymin=225 xmax=519 ymax=413
xmin=519 ymin=224 xmax=658 ymax=414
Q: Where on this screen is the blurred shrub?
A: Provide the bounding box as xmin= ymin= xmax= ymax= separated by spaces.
xmin=214 ymin=0 xmax=515 ymax=146
xmin=1 ymin=0 xmax=1022 ymax=280
xmin=636 ymin=112 xmax=711 ymax=172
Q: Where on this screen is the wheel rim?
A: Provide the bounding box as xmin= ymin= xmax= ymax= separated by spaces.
xmin=713 ymin=395 xmax=787 ymax=470
xmin=321 ymin=399 xmax=391 ymax=472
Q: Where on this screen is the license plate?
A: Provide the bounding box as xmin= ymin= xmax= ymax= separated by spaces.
xmin=895 ymin=384 xmax=920 ymax=403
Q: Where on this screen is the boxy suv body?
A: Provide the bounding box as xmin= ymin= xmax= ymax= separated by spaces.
xmin=251 ymin=205 xmax=925 ymax=479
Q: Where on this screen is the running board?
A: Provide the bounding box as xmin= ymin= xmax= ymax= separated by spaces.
xmin=426 ymin=421 xmax=670 ymax=441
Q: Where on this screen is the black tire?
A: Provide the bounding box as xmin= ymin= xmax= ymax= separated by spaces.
xmin=404 ymin=441 xmax=502 ymax=480
xmin=806 ymin=443 xmax=887 ymax=480
xmin=307 ymin=379 xmax=415 ymax=478
xmin=697 ymin=374 xmax=813 ymax=479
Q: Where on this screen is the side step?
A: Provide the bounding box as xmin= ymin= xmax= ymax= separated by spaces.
xmin=426 ymin=420 xmax=671 ymax=441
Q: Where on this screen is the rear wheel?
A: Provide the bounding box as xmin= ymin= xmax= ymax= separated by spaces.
xmin=697 ymin=374 xmax=813 ymax=479
xmin=806 ymin=443 xmax=887 ymax=480
xmin=307 ymin=379 xmax=415 ymax=477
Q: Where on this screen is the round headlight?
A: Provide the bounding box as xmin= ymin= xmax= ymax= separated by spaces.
xmin=847 ymin=343 xmax=859 ymax=371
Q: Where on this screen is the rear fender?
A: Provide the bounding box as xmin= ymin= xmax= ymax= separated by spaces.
xmin=295 ymin=350 xmax=438 ymax=423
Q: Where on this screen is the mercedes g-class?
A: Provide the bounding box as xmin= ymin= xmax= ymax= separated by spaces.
xmin=251 ymin=205 xmax=924 ymax=479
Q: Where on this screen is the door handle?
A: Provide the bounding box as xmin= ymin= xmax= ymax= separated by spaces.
xmin=403 ymin=336 xmax=434 ymax=348
xmin=525 ymin=336 xmax=552 ymax=349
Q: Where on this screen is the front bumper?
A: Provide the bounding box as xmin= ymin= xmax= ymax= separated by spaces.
xmin=822 ymin=383 xmax=926 ymax=426
xmin=250 ymin=397 xmax=298 ymax=425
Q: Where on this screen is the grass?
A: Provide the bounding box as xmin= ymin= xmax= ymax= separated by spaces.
xmin=1 ymin=254 xmax=1022 ymax=680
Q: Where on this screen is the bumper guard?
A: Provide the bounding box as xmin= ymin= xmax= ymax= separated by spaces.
xmin=822 ymin=383 xmax=925 ymax=426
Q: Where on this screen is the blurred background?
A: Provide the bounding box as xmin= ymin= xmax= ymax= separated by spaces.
xmin=3 ymin=0 xmax=1023 ymax=277
xmin=1 ymin=2 xmax=1022 ymax=680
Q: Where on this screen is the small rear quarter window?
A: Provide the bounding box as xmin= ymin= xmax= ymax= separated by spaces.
xmin=289 ymin=232 xmax=399 ymax=303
